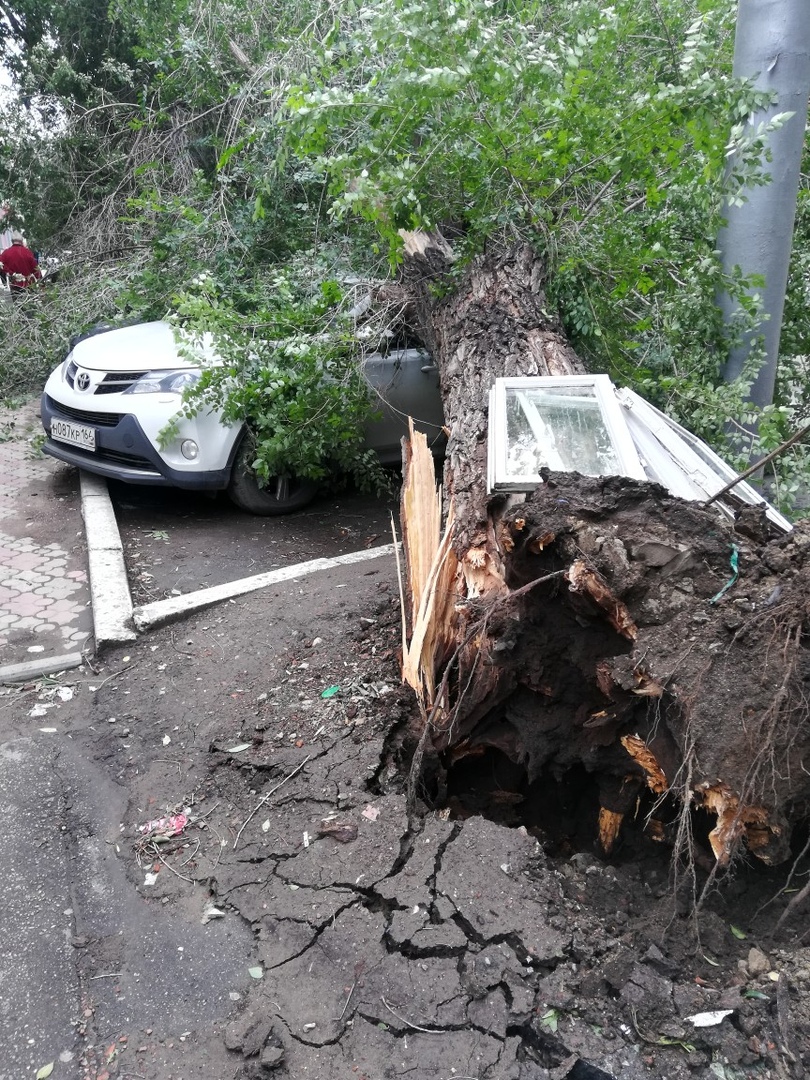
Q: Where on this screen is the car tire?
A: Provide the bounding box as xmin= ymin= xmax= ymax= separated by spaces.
xmin=227 ymin=438 xmax=319 ymax=515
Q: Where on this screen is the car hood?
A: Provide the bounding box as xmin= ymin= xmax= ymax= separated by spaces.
xmin=70 ymin=321 xmax=220 ymax=373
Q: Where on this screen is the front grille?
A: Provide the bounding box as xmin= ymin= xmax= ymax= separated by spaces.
xmin=46 ymin=395 xmax=124 ymax=428
xmin=52 ymin=441 xmax=159 ymax=473
xmin=96 ymin=448 xmax=156 ymax=469
xmin=96 ymin=371 xmax=148 ymax=395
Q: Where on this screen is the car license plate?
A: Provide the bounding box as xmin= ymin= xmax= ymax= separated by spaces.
xmin=51 ymin=418 xmax=96 ymax=451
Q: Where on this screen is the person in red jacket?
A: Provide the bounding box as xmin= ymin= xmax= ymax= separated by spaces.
xmin=0 ymin=232 xmax=41 ymax=299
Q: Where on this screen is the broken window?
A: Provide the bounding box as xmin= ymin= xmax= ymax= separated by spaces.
xmin=488 ymin=375 xmax=792 ymax=534
xmin=488 ymin=375 xmax=646 ymax=492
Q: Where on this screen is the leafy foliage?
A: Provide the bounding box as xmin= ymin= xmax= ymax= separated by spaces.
xmin=158 ymin=256 xmax=389 ymax=492
xmin=282 ymin=0 xmax=810 ymax=506
xmin=1 ymin=0 xmax=810 ymax=508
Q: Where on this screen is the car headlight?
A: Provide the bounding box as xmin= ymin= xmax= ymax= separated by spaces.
xmin=125 ymin=369 xmax=200 ymax=394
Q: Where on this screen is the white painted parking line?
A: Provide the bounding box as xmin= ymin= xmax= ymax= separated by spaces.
xmin=132 ymin=543 xmax=397 ymax=631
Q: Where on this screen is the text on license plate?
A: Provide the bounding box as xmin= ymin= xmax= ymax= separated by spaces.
xmin=51 ymin=418 xmax=96 ymax=451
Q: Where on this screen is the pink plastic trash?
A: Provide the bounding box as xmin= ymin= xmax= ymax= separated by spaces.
xmin=138 ymin=812 xmax=188 ymax=837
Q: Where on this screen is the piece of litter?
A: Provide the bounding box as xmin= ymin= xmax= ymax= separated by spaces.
xmin=56 ymin=687 xmax=74 ymax=702
xmin=39 ymin=727 xmax=58 ymax=733
xmin=138 ymin=813 xmax=188 ymax=838
xmin=362 ymin=805 xmax=380 ymax=822
xmin=143 ymin=872 xmax=158 ymax=886
xmin=767 ymin=971 xmax=780 ymax=982
xmin=162 ymin=735 xmax=171 ymax=746
xmin=248 ymin=966 xmax=264 ymax=980
xmin=261 ymin=819 xmax=271 ymax=833
xmin=321 ymin=685 xmax=340 ymax=699
xmin=35 ymin=1065 xmax=54 ymax=1080
xmin=202 ymin=905 xmax=225 ymax=924
xmin=27 ymin=645 xmax=45 ymax=653
xmin=29 ymin=704 xmax=52 ymax=718
xmin=317 ymin=821 xmax=358 ymax=844
xmin=303 ymin=831 xmax=310 ymax=848
xmin=500 ymin=863 xmax=511 ymax=875
xmin=685 ymin=1009 xmax=735 ymax=1028
xmin=302 ymin=1023 xmax=316 ymax=1031
xmin=226 ymin=743 xmax=252 ymax=754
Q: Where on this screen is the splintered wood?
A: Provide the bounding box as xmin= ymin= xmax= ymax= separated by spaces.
xmin=696 ymin=783 xmax=778 ymax=866
xmin=621 ymin=735 xmax=668 ymax=795
xmin=566 ymin=560 xmax=638 ymax=642
xmin=598 ymin=807 xmax=625 ymax=855
xmin=398 ymin=420 xmax=458 ymax=711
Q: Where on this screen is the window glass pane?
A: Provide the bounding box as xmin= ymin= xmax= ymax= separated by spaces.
xmin=504 ymin=385 xmax=623 ymax=478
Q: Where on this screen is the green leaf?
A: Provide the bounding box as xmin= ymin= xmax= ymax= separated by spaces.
xmin=730 ymin=924 xmax=747 ymax=940
xmin=321 ymin=685 xmax=340 ymax=699
xmin=744 ymin=990 xmax=769 ymax=1000
xmin=36 ymin=1066 xmax=54 ymax=1080
xmin=539 ymin=1008 xmax=559 ymax=1034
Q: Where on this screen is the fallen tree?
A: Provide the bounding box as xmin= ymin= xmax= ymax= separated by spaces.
xmin=397 ymin=231 xmax=810 ymax=891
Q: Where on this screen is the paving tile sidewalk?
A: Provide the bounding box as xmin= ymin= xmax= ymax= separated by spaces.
xmin=0 ymin=398 xmax=92 ymax=668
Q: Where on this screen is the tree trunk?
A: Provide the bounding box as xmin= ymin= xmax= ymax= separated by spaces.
xmin=398 ymin=231 xmax=810 ymax=876
xmin=401 ymin=234 xmax=582 ymax=551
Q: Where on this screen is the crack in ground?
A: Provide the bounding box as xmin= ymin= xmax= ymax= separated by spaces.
xmin=50 ymin=750 xmax=117 ymax=1075
xmin=506 ymin=1021 xmax=618 ymax=1079
xmin=259 ymin=896 xmax=363 ymax=971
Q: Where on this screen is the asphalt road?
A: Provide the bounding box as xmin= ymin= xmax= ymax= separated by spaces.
xmin=0 ymin=722 xmax=255 ymax=1080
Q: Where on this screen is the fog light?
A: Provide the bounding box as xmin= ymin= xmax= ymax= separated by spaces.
xmin=181 ymin=440 xmax=199 ymax=460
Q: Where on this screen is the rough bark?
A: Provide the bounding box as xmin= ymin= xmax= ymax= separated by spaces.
xmin=398 ymin=231 xmax=810 ymax=871
xmin=400 ymin=234 xmax=582 ymax=552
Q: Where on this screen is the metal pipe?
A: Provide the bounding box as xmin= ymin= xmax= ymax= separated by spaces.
xmin=718 ymin=0 xmax=810 ymax=408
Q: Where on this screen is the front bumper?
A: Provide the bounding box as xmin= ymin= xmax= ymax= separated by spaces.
xmin=41 ymin=393 xmax=236 ymax=490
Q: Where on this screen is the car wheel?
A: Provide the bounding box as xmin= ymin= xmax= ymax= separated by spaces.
xmin=227 ymin=438 xmax=319 ymax=515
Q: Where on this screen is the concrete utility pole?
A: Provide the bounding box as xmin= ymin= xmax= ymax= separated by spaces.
xmin=718 ymin=0 xmax=810 ymax=409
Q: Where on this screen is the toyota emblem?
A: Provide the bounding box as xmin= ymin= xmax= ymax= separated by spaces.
xmin=76 ymin=372 xmax=91 ymax=391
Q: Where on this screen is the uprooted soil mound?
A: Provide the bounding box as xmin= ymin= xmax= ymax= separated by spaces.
xmin=424 ymin=474 xmax=810 ymax=881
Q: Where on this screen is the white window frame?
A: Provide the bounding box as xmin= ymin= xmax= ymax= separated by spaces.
xmin=488 ymin=374 xmax=647 ymax=492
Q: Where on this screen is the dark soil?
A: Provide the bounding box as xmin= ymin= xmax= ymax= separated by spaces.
xmin=5 ymin=551 xmax=809 ymax=1080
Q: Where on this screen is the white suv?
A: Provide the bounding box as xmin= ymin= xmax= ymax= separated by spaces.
xmin=41 ymin=321 xmax=444 ymax=514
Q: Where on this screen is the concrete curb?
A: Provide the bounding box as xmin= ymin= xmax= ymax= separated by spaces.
xmin=0 ymin=652 xmax=86 ymax=685
xmin=79 ymin=473 xmax=137 ymax=647
xmin=77 ymin=471 xmax=396 ymax=643
xmin=133 ymin=543 xmax=397 ymax=631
